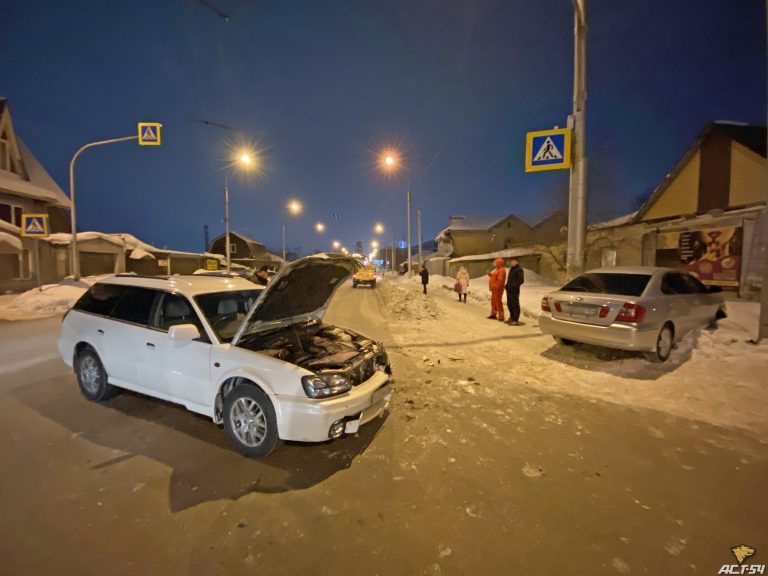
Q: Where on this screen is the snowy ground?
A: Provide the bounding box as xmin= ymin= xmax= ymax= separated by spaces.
xmin=380 ymin=271 xmax=768 ymax=438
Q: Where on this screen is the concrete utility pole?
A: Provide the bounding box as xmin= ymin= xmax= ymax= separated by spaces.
xmin=566 ymin=0 xmax=588 ymax=279
xmin=407 ymin=175 xmax=413 ymax=278
xmin=417 ymin=207 xmax=423 ymax=265
xmin=758 ymin=0 xmax=768 ymax=341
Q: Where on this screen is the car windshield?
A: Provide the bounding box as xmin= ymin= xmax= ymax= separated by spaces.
xmin=194 ymin=289 xmax=262 ymax=343
xmin=561 ymin=273 xmax=651 ymax=297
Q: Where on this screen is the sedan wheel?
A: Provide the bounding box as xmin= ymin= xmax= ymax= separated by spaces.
xmin=223 ymin=384 xmax=280 ymax=457
xmin=648 ymin=325 xmax=673 ymax=362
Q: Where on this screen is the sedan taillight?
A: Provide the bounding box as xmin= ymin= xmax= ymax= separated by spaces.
xmin=541 ymin=295 xmax=551 ymax=312
xmin=615 ymin=302 xmax=646 ymax=323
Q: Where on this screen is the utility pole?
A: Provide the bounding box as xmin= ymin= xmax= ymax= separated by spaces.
xmin=417 ymin=207 xmax=423 ymax=265
xmin=406 ymin=176 xmax=412 ymax=278
xmin=204 ymin=224 xmax=209 ymax=253
xmin=224 ymin=177 xmax=231 ymax=272
xmin=566 ymin=0 xmax=588 ymax=279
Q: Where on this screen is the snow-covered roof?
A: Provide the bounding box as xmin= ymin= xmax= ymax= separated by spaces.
xmin=587 ymin=210 xmax=639 ymax=230
xmin=0 ymin=219 xmax=20 ymax=234
xmin=449 ymin=246 xmax=538 ymax=263
xmin=0 ymin=138 xmax=70 ymax=208
xmin=0 ymin=231 xmax=22 ymax=252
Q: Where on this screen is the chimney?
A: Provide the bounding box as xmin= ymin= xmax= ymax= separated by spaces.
xmin=449 ymin=215 xmax=465 ymax=226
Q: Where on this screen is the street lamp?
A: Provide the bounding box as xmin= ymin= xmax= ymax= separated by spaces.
xmin=69 ymin=133 xmax=145 ymax=280
xmin=378 ymin=149 xmax=412 ymax=278
xmin=224 ymin=148 xmax=258 ymax=272
xmin=282 ymin=199 xmax=303 ymax=261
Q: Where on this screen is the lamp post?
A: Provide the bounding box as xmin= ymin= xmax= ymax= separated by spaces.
xmin=69 ymin=134 xmax=139 ymax=280
xmin=380 ymin=151 xmax=412 ymax=278
xmin=282 ymin=199 xmax=302 ymax=261
xmin=224 ymin=149 xmax=258 ymax=272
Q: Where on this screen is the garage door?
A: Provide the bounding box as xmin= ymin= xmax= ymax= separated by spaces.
xmin=79 ymin=252 xmax=115 ymax=277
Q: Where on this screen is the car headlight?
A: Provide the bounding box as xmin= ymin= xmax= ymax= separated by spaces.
xmin=374 ymin=344 xmax=389 ymax=371
xmin=301 ymin=373 xmax=352 ymax=399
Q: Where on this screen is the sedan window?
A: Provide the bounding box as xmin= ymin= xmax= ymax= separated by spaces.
xmin=561 ymin=273 xmax=651 ymax=297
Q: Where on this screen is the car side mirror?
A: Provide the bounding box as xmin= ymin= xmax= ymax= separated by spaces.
xmin=168 ymin=324 xmax=201 ymax=341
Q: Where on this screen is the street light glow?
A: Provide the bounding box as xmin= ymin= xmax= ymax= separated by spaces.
xmin=287 ymin=199 xmax=303 ymax=215
xmin=332 ymin=240 xmax=341 ymax=249
xmin=374 ymin=223 xmax=384 ymax=234
xmin=315 ymin=222 xmax=325 ymax=233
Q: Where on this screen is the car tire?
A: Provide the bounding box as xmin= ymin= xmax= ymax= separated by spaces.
xmin=709 ymin=306 xmax=727 ymax=328
xmin=647 ymin=324 xmax=674 ymax=363
xmin=554 ymin=337 xmax=576 ymax=346
xmin=372 ymin=281 xmax=376 ymax=288
xmin=223 ymin=383 xmax=281 ymax=458
xmin=352 ymin=281 xmax=358 ymax=288
xmin=75 ymin=347 xmax=119 ymax=402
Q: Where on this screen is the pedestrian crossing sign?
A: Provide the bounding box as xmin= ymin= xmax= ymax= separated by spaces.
xmin=21 ymin=214 xmax=49 ymax=237
xmin=137 ymin=122 xmax=162 ymax=146
xmin=525 ymin=128 xmax=571 ymax=172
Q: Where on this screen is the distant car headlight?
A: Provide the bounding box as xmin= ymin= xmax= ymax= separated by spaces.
xmin=301 ymin=373 xmax=352 ymax=399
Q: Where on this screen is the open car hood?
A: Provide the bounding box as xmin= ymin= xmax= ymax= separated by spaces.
xmin=232 ymin=254 xmax=360 ymax=345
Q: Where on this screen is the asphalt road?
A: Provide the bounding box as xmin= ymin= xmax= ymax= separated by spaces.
xmin=1 ymin=282 xmax=766 ymax=575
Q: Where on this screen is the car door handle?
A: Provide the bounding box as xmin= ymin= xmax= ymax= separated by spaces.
xmin=97 ymin=329 xmax=104 ymax=335
xmin=146 ymin=343 xmax=155 ymax=349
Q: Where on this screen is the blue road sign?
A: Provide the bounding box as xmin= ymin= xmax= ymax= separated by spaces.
xmin=398 ymin=240 xmax=407 ymax=249
xmin=137 ymin=122 xmax=162 ymax=146
xmin=21 ymin=214 xmax=49 ymax=237
xmin=525 ymin=128 xmax=571 ymax=172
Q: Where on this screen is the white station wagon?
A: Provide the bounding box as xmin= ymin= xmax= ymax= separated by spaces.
xmin=58 ymin=255 xmax=393 ymax=457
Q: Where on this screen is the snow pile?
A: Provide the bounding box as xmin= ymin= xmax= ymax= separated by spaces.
xmin=380 ymin=282 xmax=439 ymax=320
xmin=375 ymin=265 xmax=768 ymax=436
xmin=0 ymin=276 xmax=105 ymax=321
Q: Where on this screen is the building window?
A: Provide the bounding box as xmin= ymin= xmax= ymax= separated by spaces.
xmin=229 ymin=243 xmax=237 ymax=254
xmin=601 ymin=247 xmax=617 ymax=268
xmin=0 ymin=203 xmax=23 ymax=227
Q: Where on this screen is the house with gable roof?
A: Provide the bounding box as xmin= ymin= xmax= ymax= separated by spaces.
xmin=0 ymin=97 xmax=71 ymax=290
xmin=436 ymin=122 xmax=766 ymax=296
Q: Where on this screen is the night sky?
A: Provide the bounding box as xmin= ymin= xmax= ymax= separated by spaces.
xmin=1 ymin=0 xmax=765 ymax=256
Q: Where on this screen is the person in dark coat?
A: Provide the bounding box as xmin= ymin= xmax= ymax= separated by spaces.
xmin=419 ymin=263 xmax=429 ymax=294
xmin=504 ymin=259 xmax=524 ymax=325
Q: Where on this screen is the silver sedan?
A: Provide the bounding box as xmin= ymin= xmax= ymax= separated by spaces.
xmin=538 ymin=267 xmax=727 ymax=361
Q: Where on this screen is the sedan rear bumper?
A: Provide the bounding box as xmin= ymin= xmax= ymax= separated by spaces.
xmin=539 ymin=313 xmax=659 ymax=352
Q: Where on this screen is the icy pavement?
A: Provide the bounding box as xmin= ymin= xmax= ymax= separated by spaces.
xmin=380 ymin=272 xmax=768 ymax=438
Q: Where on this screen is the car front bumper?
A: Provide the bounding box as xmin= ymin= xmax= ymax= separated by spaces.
xmin=539 ymin=314 xmax=659 ymax=352
xmin=274 ymin=370 xmax=392 ymax=442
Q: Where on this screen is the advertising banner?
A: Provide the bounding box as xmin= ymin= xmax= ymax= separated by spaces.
xmin=656 ymin=226 xmax=743 ymax=290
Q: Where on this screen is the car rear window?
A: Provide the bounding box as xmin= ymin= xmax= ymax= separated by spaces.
xmin=561 ymin=273 xmax=651 ymax=297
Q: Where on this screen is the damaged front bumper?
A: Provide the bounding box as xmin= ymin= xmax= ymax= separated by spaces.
xmin=274 ymin=369 xmax=392 ymax=442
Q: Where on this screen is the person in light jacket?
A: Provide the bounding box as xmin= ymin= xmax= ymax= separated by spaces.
xmin=487 ymin=258 xmax=506 ymax=321
xmin=455 ymin=266 xmax=470 ymax=303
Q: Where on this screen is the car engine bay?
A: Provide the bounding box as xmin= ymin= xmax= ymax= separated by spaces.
xmin=237 ymin=320 xmax=389 ymax=385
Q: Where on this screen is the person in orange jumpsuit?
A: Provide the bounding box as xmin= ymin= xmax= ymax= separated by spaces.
xmin=487 ymin=257 xmax=506 ymax=321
